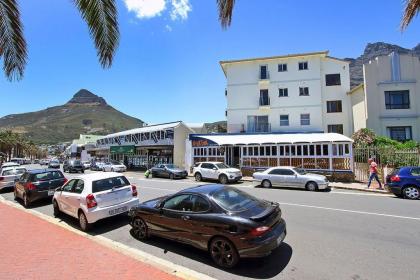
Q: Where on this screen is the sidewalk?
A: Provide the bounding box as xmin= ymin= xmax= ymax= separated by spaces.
xmin=0 ymin=202 xmax=180 ymax=280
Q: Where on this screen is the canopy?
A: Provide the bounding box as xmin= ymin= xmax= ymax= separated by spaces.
xmin=191 ymin=133 xmax=353 ymax=146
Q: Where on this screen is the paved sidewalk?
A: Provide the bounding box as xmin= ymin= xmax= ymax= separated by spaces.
xmin=0 ymin=202 xmax=180 ymax=280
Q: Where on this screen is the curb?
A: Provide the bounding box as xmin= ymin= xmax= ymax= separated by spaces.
xmin=330 ymin=185 xmax=389 ymax=194
xmin=0 ymin=196 xmax=216 ymax=280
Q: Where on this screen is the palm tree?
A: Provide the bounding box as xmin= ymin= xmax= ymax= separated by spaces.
xmin=402 ymin=0 xmax=420 ymax=29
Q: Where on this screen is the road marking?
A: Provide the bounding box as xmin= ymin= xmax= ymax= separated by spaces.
xmin=139 ymin=186 xmax=176 ymax=192
xmin=0 ymin=196 xmax=216 ymax=280
xmin=278 ymin=202 xmax=420 ymax=221
xmin=330 ymin=191 xmax=393 ymax=197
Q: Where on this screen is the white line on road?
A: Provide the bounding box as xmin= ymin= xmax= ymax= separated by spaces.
xmin=279 ymin=202 xmax=420 ymax=221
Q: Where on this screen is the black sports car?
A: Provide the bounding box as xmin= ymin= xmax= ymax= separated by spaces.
xmin=150 ymin=164 xmax=188 ymax=179
xmin=128 ymin=184 xmax=286 ymax=268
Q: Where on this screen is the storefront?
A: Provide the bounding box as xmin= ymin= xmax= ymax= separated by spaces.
xmin=186 ymin=133 xmax=354 ymax=176
xmin=96 ymin=121 xmax=197 ymax=170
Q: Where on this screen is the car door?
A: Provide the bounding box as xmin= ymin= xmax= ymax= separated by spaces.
xmin=281 ymin=169 xmax=299 ymax=188
xmin=199 ymin=163 xmax=211 ymax=179
xmin=66 ymin=179 xmax=84 ymax=216
xmin=58 ymin=179 xmax=78 ymax=216
xmin=161 ymin=165 xmax=170 ymax=178
xmin=267 ymin=169 xmax=284 ymax=187
xmin=15 ymin=172 xmax=29 ymax=198
xmin=410 ymin=168 xmax=420 ymax=186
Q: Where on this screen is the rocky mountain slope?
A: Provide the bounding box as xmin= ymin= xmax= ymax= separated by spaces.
xmin=0 ymin=89 xmax=144 ymax=144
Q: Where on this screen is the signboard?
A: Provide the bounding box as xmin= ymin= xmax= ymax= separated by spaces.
xmin=110 ymin=145 xmax=135 ymax=154
xmin=190 ymin=135 xmax=218 ymax=147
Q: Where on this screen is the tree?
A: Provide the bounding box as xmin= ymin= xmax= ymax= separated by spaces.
xmin=401 ymin=0 xmax=420 ymax=30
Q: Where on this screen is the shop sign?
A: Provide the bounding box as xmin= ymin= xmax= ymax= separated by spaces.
xmin=110 ymin=145 xmax=135 ymax=154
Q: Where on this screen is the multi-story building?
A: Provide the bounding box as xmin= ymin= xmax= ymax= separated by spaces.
xmin=221 ymin=51 xmax=352 ymax=136
xmin=361 ymin=52 xmax=420 ymax=141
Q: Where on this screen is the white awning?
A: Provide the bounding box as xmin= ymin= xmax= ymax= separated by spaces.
xmin=193 ymin=133 xmax=353 ymax=145
xmin=101 ymin=122 xmax=182 ymax=138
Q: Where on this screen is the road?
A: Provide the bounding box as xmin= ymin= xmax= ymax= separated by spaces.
xmin=1 ymin=165 xmax=420 ymax=280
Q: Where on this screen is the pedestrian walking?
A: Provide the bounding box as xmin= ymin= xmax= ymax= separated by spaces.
xmin=367 ymin=158 xmax=383 ymax=189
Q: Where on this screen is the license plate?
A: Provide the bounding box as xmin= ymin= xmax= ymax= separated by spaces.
xmin=109 ymin=206 xmax=127 ymax=215
xmin=277 ymin=231 xmax=286 ymax=245
xmin=48 ymin=190 xmax=55 ymax=196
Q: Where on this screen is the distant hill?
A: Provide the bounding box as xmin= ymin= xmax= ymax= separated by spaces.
xmin=204 ymin=121 xmax=227 ymax=133
xmin=0 ymin=89 xmax=144 ymax=144
xmin=346 ymin=42 xmax=420 ymax=88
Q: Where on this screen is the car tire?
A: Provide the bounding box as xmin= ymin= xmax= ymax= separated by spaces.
xmin=262 ymin=179 xmax=272 ymax=188
xmin=53 ymin=200 xmax=61 ymax=217
xmin=305 ymin=181 xmax=318 ymax=191
xmin=402 ymin=186 xmax=420 ymax=200
xmin=219 ymin=174 xmax=228 ymax=185
xmin=111 ymin=168 xmax=114 ymax=172
xmin=23 ymin=193 xmax=30 ymax=208
xmin=81 ymin=170 xmax=84 ymax=173
xmin=132 ymin=217 xmax=149 ymax=240
xmin=170 ymin=173 xmax=174 ymax=180
xmin=209 ymin=237 xmax=239 ymax=268
xmin=195 ymin=172 xmax=202 ymax=182
xmin=78 ymin=211 xmax=90 ymax=232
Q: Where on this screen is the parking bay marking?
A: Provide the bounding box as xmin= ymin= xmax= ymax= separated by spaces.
xmin=278 ymin=202 xmax=420 ymax=221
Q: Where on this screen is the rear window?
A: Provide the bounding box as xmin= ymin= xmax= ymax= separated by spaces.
xmin=2 ymin=169 xmax=15 ymax=176
xmin=92 ymin=176 xmax=130 ymax=193
xmin=211 ymin=187 xmax=259 ymax=212
xmin=33 ymin=171 xmax=64 ymax=181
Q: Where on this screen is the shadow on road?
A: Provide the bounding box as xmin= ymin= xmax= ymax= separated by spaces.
xmin=130 ymin=231 xmax=292 ymax=279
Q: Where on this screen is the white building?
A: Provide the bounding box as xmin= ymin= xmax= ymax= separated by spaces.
xmin=360 ymin=52 xmax=420 ymax=141
xmin=221 ymin=51 xmax=352 ymax=136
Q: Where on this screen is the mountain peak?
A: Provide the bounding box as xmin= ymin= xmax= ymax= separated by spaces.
xmin=67 ymin=89 xmax=107 ymax=105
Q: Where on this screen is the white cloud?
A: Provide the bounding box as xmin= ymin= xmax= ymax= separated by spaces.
xmin=124 ymin=0 xmax=166 ymax=19
xmin=170 ymin=0 xmax=192 ymax=20
xmin=165 ymin=24 xmax=173 ymax=32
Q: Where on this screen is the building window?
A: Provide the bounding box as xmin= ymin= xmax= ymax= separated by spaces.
xmin=278 ymin=88 xmax=288 ymax=97
xmin=300 ymin=114 xmax=310 ymax=125
xmin=385 ymin=90 xmax=410 ymax=109
xmin=328 ymin=124 xmax=344 ymax=134
xmin=326 ymin=100 xmax=342 ymax=113
xmin=387 ymin=126 xmax=412 ymax=141
xmin=247 ymin=115 xmax=270 ymax=132
xmin=326 ymin=74 xmax=341 ymax=86
xmin=299 ymin=87 xmax=309 ymax=96
xmin=225 ymin=89 xmax=227 ymax=96
xmin=278 ymin=63 xmax=287 ymax=72
xmin=259 ymin=89 xmax=270 ymax=106
xmin=260 ymin=65 xmax=269 ymax=79
xmin=225 ymin=110 xmax=227 ymax=117
xmin=280 ymin=115 xmax=289 ymax=126
xmin=298 ymin=61 xmax=308 ymax=70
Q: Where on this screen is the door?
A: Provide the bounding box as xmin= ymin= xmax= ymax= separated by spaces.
xmin=267 ymin=168 xmax=285 ymax=187
xmin=280 ymin=169 xmax=298 ymax=187
xmin=59 ymin=179 xmax=78 ymax=216
xmin=66 ymin=179 xmax=84 ymax=216
xmin=15 ymin=172 xmax=30 ymax=198
xmin=233 ymin=147 xmax=240 ymax=167
xmin=207 ymin=163 xmax=219 ymax=180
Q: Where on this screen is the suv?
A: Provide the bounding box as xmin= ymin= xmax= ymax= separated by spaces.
xmin=14 ymin=169 xmax=67 ymax=208
xmin=63 ymin=160 xmax=84 ymax=173
xmin=193 ymin=162 xmax=242 ymax=184
xmin=386 ymin=167 xmax=420 ymax=200
xmin=48 ymin=159 xmax=60 ymax=169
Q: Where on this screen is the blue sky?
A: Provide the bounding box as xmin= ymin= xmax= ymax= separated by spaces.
xmin=0 ymin=0 xmax=419 ymax=124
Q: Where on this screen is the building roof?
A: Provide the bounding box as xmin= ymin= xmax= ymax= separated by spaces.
xmin=191 ymin=133 xmax=353 ymax=145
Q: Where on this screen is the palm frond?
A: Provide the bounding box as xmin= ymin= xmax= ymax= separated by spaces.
xmin=0 ymin=0 xmax=27 ymax=81
xmin=401 ymin=0 xmax=420 ymax=30
xmin=217 ymin=0 xmax=235 ymax=28
xmin=74 ymin=0 xmax=119 ymax=68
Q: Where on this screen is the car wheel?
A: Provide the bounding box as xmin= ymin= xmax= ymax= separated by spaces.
xmin=78 ymin=211 xmax=90 ymax=232
xmin=111 ymin=168 xmax=114 ymax=172
xmin=53 ymin=200 xmax=61 ymax=217
xmin=81 ymin=170 xmax=84 ymax=173
xmin=132 ymin=217 xmax=149 ymax=240
xmin=209 ymin=237 xmax=239 ymax=268
xmin=402 ymin=186 xmax=420 ymax=200
xmin=305 ymin=181 xmax=318 ymax=191
xmin=195 ymin=172 xmax=202 ymax=182
xmin=219 ymin=174 xmax=228 ymax=185
xmin=170 ymin=173 xmax=174 ymax=180
xmin=23 ymin=194 xmax=30 ymax=208
xmin=262 ymin=179 xmax=272 ymax=188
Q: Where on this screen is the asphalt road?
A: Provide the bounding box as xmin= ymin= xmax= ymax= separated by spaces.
xmin=1 ymin=164 xmax=420 ymax=280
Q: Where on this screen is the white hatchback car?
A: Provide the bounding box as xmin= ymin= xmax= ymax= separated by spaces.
xmin=52 ymin=172 xmax=139 ymax=231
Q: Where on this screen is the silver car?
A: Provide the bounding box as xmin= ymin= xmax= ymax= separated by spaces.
xmin=253 ymin=166 xmax=329 ymax=191
xmin=0 ymin=166 xmax=27 ymax=190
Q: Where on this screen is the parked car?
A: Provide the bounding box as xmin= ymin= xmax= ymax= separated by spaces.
xmin=63 ymin=160 xmax=84 ymax=173
xmin=0 ymin=166 xmax=26 ymax=190
xmin=252 ymin=166 xmax=329 ymax=191
xmin=150 ymin=164 xmax=188 ymax=179
xmin=40 ymin=159 xmax=49 ymax=166
xmin=14 ymin=169 xmax=67 ymax=208
xmin=52 ymin=172 xmax=139 ymax=231
xmin=82 ymin=161 xmax=91 ymax=170
xmin=90 ymin=161 xmax=106 ymax=171
xmin=48 ymin=159 xmax=60 ymax=169
xmin=193 ymin=162 xmax=242 ymax=184
xmin=128 ymin=184 xmax=286 ymax=268
xmin=386 ymin=167 xmax=420 ymax=200
xmin=102 ymin=161 xmax=127 ymax=172
xmin=1 ymin=162 xmax=20 ymax=170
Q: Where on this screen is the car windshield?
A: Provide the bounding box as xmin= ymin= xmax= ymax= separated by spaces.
xmin=293 ymin=168 xmax=307 ymax=175
xmin=51 ymin=160 xmax=59 ymax=163
xmin=33 ymin=171 xmax=63 ymax=181
xmin=111 ymin=160 xmax=121 ymax=165
xmin=92 ymin=176 xmax=130 ymax=193
xmin=211 ymin=187 xmax=259 ymax=212
xmin=215 ymin=163 xmax=230 ymax=169
xmin=73 ymin=160 xmax=81 ymax=165
xmin=164 ymin=164 xmax=179 ymax=169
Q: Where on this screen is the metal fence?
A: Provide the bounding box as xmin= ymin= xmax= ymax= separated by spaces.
xmin=353 ymin=147 xmax=420 ymax=182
